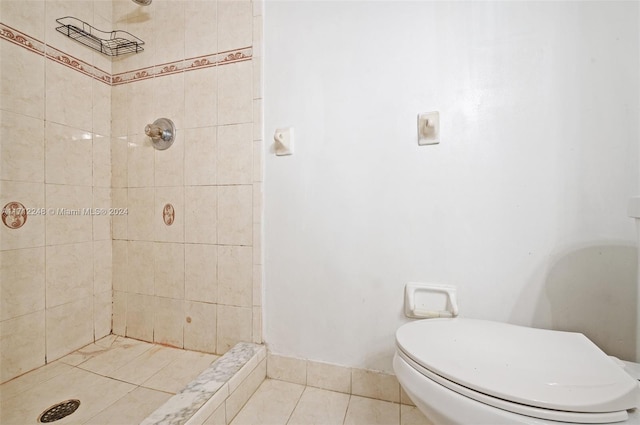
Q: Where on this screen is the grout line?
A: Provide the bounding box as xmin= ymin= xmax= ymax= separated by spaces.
xmin=341 ymin=394 xmax=352 ymax=425
xmin=282 ymin=381 xmax=305 ymax=425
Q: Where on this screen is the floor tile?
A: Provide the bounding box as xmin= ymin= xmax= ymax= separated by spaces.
xmin=1 ymin=367 xmax=135 ymax=425
xmin=84 ymin=387 xmax=173 ymax=424
xmin=0 ymin=361 xmax=73 ymax=400
xmin=106 ymin=344 xmax=183 ymax=385
xmin=76 ymin=338 xmax=154 ymax=375
xmin=142 ymin=350 xmax=218 ymax=393
xmin=343 ymin=395 xmax=400 ymax=425
xmin=287 ymin=386 xmax=350 ymax=425
xmin=401 ymin=404 xmax=434 ymax=425
xmin=230 ymin=379 xmax=304 ymax=425
xmin=59 ymin=343 xmax=111 ymax=366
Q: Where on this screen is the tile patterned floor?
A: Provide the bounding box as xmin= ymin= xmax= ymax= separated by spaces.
xmin=0 ymin=335 xmax=218 ymax=425
xmin=223 ymin=379 xmax=434 ymax=425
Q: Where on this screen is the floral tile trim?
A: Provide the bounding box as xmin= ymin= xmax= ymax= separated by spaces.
xmin=1 ymin=22 xmax=252 ymax=87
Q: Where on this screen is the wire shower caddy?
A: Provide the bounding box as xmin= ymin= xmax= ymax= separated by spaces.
xmin=55 ymin=17 xmax=144 ymax=56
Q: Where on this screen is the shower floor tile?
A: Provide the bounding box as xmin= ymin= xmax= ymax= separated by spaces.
xmin=0 ymin=335 xmax=220 ymax=425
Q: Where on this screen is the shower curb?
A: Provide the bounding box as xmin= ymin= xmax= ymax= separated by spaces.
xmin=141 ymin=342 xmax=266 ymax=425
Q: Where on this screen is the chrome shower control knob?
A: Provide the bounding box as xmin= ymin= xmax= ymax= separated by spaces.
xmin=145 ymin=118 xmax=175 ymax=150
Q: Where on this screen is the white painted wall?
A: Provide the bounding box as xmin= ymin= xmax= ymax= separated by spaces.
xmin=264 ymin=1 xmax=640 ymax=372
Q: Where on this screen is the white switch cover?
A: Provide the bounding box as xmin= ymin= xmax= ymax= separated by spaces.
xmin=274 ymin=127 xmax=294 ymax=156
xmin=418 ymin=112 xmax=439 ymax=145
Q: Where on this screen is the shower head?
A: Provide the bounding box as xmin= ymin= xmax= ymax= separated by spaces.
xmin=132 ymin=0 xmax=152 ymax=5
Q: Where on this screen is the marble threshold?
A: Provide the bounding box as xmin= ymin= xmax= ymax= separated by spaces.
xmin=142 ymin=342 xmax=266 ymax=425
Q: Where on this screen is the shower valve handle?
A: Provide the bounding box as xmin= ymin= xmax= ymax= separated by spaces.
xmin=145 ymin=118 xmax=175 ymax=150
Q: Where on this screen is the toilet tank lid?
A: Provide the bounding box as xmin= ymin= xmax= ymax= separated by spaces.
xmin=396 ymin=319 xmax=640 ymax=413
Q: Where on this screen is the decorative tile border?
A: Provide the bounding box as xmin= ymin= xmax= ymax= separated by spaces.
xmin=110 ymin=47 xmax=252 ymax=86
xmin=0 ymin=23 xmax=44 ymax=56
xmin=0 ymin=22 xmax=252 ymax=87
xmin=142 ymin=342 xmax=266 ymax=425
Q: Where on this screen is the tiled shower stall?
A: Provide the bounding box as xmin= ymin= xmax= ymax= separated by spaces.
xmin=0 ymin=0 xmax=263 ymax=383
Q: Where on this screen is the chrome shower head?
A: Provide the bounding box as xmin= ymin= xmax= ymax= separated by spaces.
xmin=132 ymin=0 xmax=152 ymax=5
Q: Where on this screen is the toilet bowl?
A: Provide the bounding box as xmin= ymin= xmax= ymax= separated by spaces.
xmin=394 ymin=319 xmax=640 ymax=425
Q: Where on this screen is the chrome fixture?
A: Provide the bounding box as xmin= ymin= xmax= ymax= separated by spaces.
xmin=132 ymin=0 xmax=152 ymax=5
xmin=145 ymin=118 xmax=175 ymax=150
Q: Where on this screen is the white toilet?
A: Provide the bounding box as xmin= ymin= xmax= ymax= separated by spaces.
xmin=394 ymin=197 xmax=640 ymax=424
xmin=394 ymin=319 xmax=640 ymax=424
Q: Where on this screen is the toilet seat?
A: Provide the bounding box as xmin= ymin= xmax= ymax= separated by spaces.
xmin=396 ymin=319 xmax=640 ymax=424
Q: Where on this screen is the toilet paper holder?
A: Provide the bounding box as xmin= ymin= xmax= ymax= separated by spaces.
xmin=405 ymin=282 xmax=459 ymax=319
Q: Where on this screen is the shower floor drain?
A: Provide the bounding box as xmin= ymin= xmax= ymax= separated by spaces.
xmin=38 ymin=399 xmax=80 ymax=423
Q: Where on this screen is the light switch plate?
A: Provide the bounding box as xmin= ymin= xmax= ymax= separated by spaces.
xmin=418 ymin=112 xmax=439 ymax=145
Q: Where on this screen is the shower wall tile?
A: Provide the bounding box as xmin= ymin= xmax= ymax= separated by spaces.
xmin=154 ymin=186 xmax=184 ymax=242
xmin=45 ymin=122 xmax=93 ymax=186
xmin=112 ymin=240 xmax=128 ymax=292
xmin=218 ymin=245 xmax=252 ymax=307
xmin=0 ymin=42 xmax=45 ymax=119
xmin=185 ymin=0 xmax=218 ymax=59
xmin=252 ymin=15 xmax=263 ymax=58
xmin=217 ymin=185 xmax=252 ymax=246
xmin=93 ymin=187 xmax=112 ymax=241
xmin=127 ymin=240 xmax=155 ymax=295
xmin=154 ymin=296 xmax=184 ymax=348
xmin=93 ymin=134 xmax=112 ymax=187
xmin=128 ymin=78 xmax=157 ymax=139
xmin=184 ymin=300 xmax=217 ymax=353
xmin=185 ymin=185 xmax=218 ymax=244
xmin=252 ymin=306 xmax=262 ymax=344
xmin=154 ymin=72 xmax=185 ymax=132
xmin=94 ymin=290 xmax=112 ymax=340
xmin=217 ymin=0 xmax=253 ymax=53
xmin=113 ymin=290 xmax=127 ymax=336
xmin=94 ymin=240 xmax=113 ymax=294
xmin=185 ymin=67 xmax=218 ymax=130
xmin=0 ymin=310 xmax=45 ymax=383
xmin=103 ymin=0 xmax=262 ymax=353
xmin=0 ymin=247 xmax=45 ymax=321
xmin=253 ymin=0 xmax=264 ymax=17
xmin=218 ymin=60 xmax=253 ymax=125
xmin=155 ymin=131 xmax=184 ymax=187
xmin=0 ymin=0 xmax=46 ymax=41
xmin=217 ymin=123 xmax=253 ymax=185
xmin=46 ymin=296 xmax=93 ymax=362
xmin=185 ymin=243 xmax=218 ymax=303
xmin=111 ymin=85 xmax=129 ymax=137
xmin=45 ymin=241 xmax=94 ymax=308
xmin=128 ymin=134 xmax=155 ymax=187
xmin=126 ymin=292 xmax=155 ymax=342
xmin=93 ymin=78 xmax=112 ymax=137
xmin=45 ymin=184 xmax=93 ymax=245
xmin=154 ymin=242 xmax=185 ymax=299
xmin=252 ymin=140 xmax=263 ymax=183
xmin=154 ymin=0 xmax=185 ymax=65
xmin=111 ymin=187 xmax=128 ymax=239
xmin=1 ymin=110 xmax=45 ymax=183
xmin=252 ymin=264 xmax=262 ymax=307
xmin=127 ymin=187 xmax=154 ymax=240
xmin=217 ymin=305 xmax=252 ymax=353
xmin=184 ymin=127 xmax=217 ymax=186
xmin=0 ymin=181 xmax=45 ymax=251
xmin=252 ymin=100 xmax=262 ymax=140
xmin=111 ymin=137 xmax=128 ymax=188
xmin=45 ymin=59 xmax=93 ymax=132
xmin=252 ymin=57 xmax=263 ymax=100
